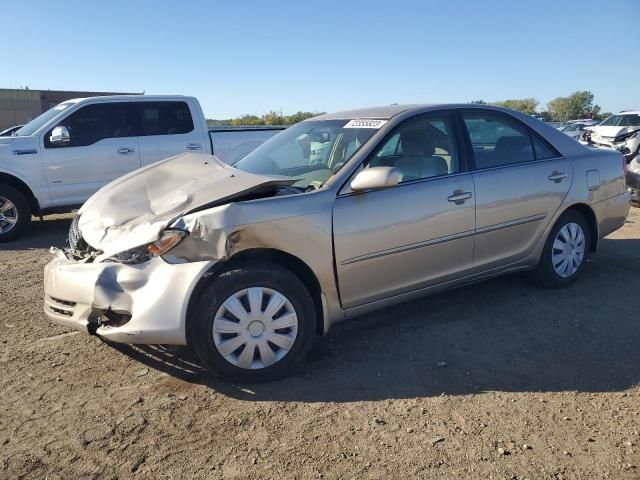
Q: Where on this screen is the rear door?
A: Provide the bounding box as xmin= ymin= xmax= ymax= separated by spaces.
xmin=41 ymin=101 xmax=140 ymax=205
xmin=460 ymin=110 xmax=573 ymax=271
xmin=333 ymin=112 xmax=476 ymax=308
xmin=134 ymin=100 xmax=205 ymax=166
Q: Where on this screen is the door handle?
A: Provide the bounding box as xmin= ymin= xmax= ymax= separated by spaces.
xmin=117 ymin=147 xmax=135 ymax=154
xmin=186 ymin=143 xmax=202 ymax=151
xmin=548 ymin=171 xmax=568 ymax=183
xmin=447 ymin=191 xmax=472 ymax=204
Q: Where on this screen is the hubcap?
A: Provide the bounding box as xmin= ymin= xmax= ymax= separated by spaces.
xmin=212 ymin=287 xmax=298 ymax=369
xmin=0 ymin=196 xmax=18 ymax=234
xmin=552 ymin=222 xmax=586 ymax=278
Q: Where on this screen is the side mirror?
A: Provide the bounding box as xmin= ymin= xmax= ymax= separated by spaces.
xmin=50 ymin=126 xmax=70 ymax=145
xmin=350 ymin=166 xmax=401 ymax=192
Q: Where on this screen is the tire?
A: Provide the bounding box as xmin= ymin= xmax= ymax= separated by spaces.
xmin=535 ymin=210 xmax=591 ymax=288
xmin=189 ymin=263 xmax=317 ymax=383
xmin=0 ymin=184 xmax=31 ymax=242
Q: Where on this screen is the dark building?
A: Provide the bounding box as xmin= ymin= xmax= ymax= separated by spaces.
xmin=0 ymin=88 xmax=141 ymax=130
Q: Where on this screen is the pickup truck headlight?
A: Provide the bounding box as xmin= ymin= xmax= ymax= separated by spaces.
xmin=110 ymin=229 xmax=189 ymax=264
xmin=629 ymin=159 xmax=640 ymax=174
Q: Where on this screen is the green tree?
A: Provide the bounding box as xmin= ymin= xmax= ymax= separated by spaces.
xmin=208 ymin=110 xmax=323 ymax=126
xmin=492 ymin=98 xmax=539 ymax=115
xmin=547 ymin=91 xmax=600 ymax=121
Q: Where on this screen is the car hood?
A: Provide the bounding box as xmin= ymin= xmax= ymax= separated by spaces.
xmin=590 ymin=125 xmax=637 ymax=139
xmin=77 ymin=152 xmax=295 ymax=255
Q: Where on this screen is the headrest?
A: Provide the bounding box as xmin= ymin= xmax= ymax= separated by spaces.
xmin=495 ymin=135 xmax=530 ymax=152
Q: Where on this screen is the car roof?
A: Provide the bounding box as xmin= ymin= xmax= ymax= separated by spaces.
xmin=63 ymin=95 xmax=193 ymax=104
xmin=313 ymin=104 xmax=427 ymax=120
xmin=312 ymin=103 xmax=531 ymax=121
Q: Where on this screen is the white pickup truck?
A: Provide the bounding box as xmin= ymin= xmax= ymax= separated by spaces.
xmin=0 ymin=95 xmax=284 ymax=241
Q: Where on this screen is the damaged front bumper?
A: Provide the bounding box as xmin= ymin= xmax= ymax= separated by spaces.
xmin=43 ymin=249 xmax=215 ymax=344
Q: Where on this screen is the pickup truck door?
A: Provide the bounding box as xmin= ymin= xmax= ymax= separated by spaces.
xmin=41 ymin=102 xmax=140 ymax=206
xmin=333 ymin=112 xmax=476 ymax=308
xmin=133 ymin=100 xmax=208 ymax=167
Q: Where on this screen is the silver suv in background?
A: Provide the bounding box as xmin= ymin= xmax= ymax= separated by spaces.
xmin=44 ymin=104 xmax=629 ymax=382
xmin=558 ymin=119 xmax=600 ymax=140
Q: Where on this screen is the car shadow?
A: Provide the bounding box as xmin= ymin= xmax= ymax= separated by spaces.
xmin=108 ymin=234 xmax=640 ymax=402
xmin=0 ymin=215 xmax=72 ymax=251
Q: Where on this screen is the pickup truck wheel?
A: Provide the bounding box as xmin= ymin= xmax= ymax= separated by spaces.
xmin=190 ymin=263 xmax=316 ymax=383
xmin=535 ymin=211 xmax=590 ymax=288
xmin=0 ymin=184 xmax=31 ymax=242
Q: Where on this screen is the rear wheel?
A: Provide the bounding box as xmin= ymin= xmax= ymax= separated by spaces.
xmin=535 ymin=210 xmax=590 ymax=288
xmin=189 ymin=263 xmax=316 ymax=383
xmin=0 ymin=184 xmax=31 ymax=242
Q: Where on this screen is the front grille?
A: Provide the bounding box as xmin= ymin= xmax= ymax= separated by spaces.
xmin=47 ymin=296 xmax=76 ymax=317
xmin=50 ymin=296 xmax=76 ymax=307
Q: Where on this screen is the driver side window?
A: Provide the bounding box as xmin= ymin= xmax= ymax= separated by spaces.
xmin=366 ymin=114 xmax=459 ymax=182
xmin=44 ymin=103 xmax=132 ymax=148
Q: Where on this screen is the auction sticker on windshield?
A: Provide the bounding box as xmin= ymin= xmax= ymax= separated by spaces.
xmin=344 ymin=119 xmax=387 ymax=129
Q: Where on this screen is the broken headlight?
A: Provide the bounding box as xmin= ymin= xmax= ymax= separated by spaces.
xmin=614 ymin=130 xmax=639 ymax=144
xmin=110 ymin=229 xmax=189 ymax=264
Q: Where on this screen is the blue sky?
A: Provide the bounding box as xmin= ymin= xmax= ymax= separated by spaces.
xmin=5 ymin=0 xmax=640 ymax=118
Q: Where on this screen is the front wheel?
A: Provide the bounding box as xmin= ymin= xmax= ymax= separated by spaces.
xmin=535 ymin=211 xmax=591 ymax=288
xmin=0 ymin=184 xmax=31 ymax=242
xmin=189 ymin=263 xmax=317 ymax=383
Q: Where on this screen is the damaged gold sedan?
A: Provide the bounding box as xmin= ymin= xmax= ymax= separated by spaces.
xmin=44 ymin=105 xmax=630 ymax=382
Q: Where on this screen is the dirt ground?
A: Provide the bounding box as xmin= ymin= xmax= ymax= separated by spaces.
xmin=1 ymin=208 xmax=639 ymax=480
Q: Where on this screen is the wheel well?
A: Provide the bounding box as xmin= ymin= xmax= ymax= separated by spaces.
xmin=186 ymin=249 xmax=325 ymax=342
xmin=563 ymin=203 xmax=598 ymax=253
xmin=0 ymin=173 xmax=39 ymax=215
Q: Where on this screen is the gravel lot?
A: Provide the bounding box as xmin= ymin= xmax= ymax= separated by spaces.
xmin=1 ymin=208 xmax=639 ymax=479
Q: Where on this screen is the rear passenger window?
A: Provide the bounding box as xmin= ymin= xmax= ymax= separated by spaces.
xmin=366 ymin=114 xmax=459 ymax=183
xmin=463 ymin=113 xmax=534 ymax=169
xmin=531 ymin=135 xmax=558 ymax=160
xmin=462 ymin=112 xmax=560 ymax=168
xmin=135 ymin=101 xmax=194 ymax=136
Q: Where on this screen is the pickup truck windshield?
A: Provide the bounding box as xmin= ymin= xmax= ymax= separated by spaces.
xmin=14 ymin=102 xmax=75 ymax=137
xmin=233 ymin=120 xmax=377 ymax=190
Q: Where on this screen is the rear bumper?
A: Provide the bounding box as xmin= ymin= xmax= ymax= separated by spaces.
xmin=626 ymin=170 xmax=640 ymax=192
xmin=592 ymin=191 xmax=631 ymax=239
xmin=43 ymin=250 xmax=214 ymax=345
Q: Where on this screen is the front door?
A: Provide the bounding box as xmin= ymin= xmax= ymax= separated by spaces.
xmin=333 ymin=112 xmax=476 ymax=308
xmin=460 ymin=110 xmax=573 ymax=271
xmin=41 ymin=102 xmax=140 ymax=206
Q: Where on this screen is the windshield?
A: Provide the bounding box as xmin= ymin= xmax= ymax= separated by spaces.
xmin=13 ymin=102 xmax=75 ymax=136
xmin=600 ymin=114 xmax=640 ymax=127
xmin=233 ymin=120 xmax=379 ymax=189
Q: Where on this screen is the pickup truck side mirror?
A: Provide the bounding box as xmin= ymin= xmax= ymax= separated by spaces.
xmin=350 ymin=166 xmax=402 ymax=192
xmin=50 ymin=126 xmax=71 ymax=146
